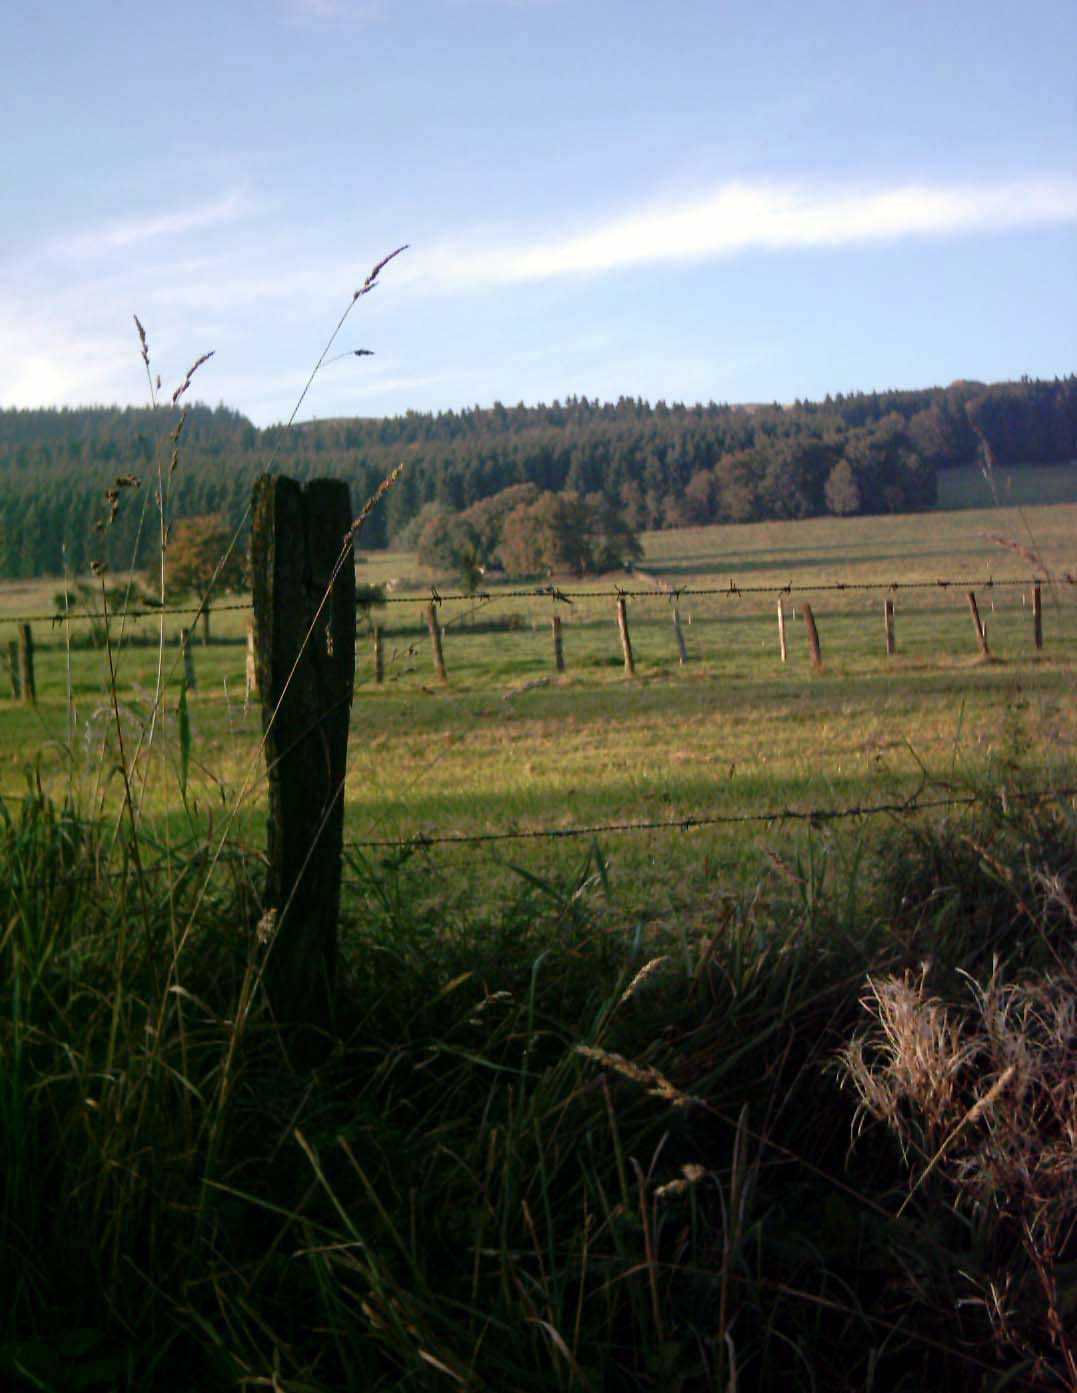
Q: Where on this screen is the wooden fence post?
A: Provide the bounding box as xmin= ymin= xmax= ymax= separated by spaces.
xmin=179 ymin=628 xmax=197 ymax=690
xmin=552 ymin=613 xmax=565 ymax=673
xmin=17 ymin=624 xmax=35 ymax=704
xmin=616 ymin=595 xmax=636 ymax=676
xmin=802 ymin=603 xmax=822 ymax=671
xmin=966 ymin=591 xmax=990 ymax=658
xmin=7 ymin=639 xmax=20 ymax=699
xmin=777 ymin=597 xmax=787 ymax=664
xmin=884 ymin=596 xmax=895 ymax=656
xmin=672 ymin=606 xmax=688 ymax=664
xmin=245 ymin=611 xmax=257 ymax=700
xmin=373 ymin=625 xmax=384 ymax=684
xmin=425 ymin=602 xmax=448 ymax=684
xmin=1032 ymin=583 xmax=1042 ymax=650
xmin=251 ymin=476 xmax=355 ymax=1027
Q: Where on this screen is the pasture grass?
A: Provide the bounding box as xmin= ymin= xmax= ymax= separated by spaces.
xmin=1 ymin=492 xmax=1076 ymax=1389
xmin=1 ymin=499 xmax=1074 ymax=926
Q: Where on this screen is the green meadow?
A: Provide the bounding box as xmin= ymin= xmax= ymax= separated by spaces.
xmin=1 ymin=490 xmax=1073 ymax=922
xmin=2 ymin=481 xmax=1076 ymax=1391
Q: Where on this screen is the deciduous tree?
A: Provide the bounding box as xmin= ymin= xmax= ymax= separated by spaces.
xmin=168 ymin=513 xmax=246 ymax=643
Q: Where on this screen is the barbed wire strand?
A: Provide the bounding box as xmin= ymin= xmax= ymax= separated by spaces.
xmin=341 ymin=785 xmax=1076 ymax=852
xmin=1 ymin=574 xmax=1068 ymax=627
xmin=1 ymin=785 xmax=1072 ymax=877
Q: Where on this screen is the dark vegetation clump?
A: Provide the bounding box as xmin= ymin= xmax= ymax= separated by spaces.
xmin=2 ymin=783 xmax=1074 ymax=1391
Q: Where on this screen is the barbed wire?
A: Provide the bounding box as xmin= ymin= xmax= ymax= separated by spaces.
xmin=3 ymin=785 xmax=1071 ymax=874
xmin=0 ymin=600 xmax=254 ymax=626
xmin=382 ymin=576 xmax=1062 ymax=605
xmin=342 ymin=785 xmax=1076 ymax=852
xmin=0 ymin=574 xmax=1065 ymax=627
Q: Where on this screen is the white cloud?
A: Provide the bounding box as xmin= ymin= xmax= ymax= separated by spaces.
xmin=50 ymin=190 xmax=258 ymax=260
xmin=0 ymin=320 xmax=131 ymax=410
xmin=3 ymin=174 xmax=1074 ymax=422
xmin=419 ymin=176 xmax=1077 ymax=287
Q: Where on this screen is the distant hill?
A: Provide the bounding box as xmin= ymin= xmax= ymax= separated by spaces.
xmin=0 ymin=376 xmax=1073 ymax=579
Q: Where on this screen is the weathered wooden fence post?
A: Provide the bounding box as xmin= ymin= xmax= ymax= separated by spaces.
xmin=179 ymin=628 xmax=197 ymax=690
xmin=17 ymin=624 xmax=35 ymax=704
xmin=425 ymin=602 xmax=448 ymax=684
xmin=966 ymin=591 xmax=990 ymax=658
xmin=552 ymin=613 xmax=565 ymax=673
xmin=884 ymin=596 xmax=896 ymax=656
xmin=672 ymin=606 xmax=688 ymax=664
xmin=1032 ymin=582 xmax=1042 ymax=650
xmin=802 ymin=603 xmax=822 ymax=671
xmin=616 ymin=595 xmax=636 ymax=677
xmin=245 ymin=611 xmax=257 ymax=700
xmin=373 ymin=625 xmax=384 ymax=684
xmin=251 ymin=476 xmax=355 ymax=1026
xmin=777 ymin=597 xmax=787 ymax=664
xmin=7 ymin=639 xmax=21 ymax=699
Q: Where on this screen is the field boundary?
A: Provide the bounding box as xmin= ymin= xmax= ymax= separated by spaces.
xmin=341 ymin=783 xmax=1076 ymax=851
xmin=0 ymin=574 xmax=1067 ymax=627
xmin=2 ymin=783 xmax=1071 ymax=867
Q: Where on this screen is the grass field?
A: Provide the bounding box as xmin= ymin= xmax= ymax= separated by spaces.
xmin=3 ymin=491 xmax=1076 ymax=1391
xmin=1 ymin=497 xmax=1074 ymax=928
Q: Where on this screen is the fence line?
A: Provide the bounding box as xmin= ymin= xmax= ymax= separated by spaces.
xmin=379 ymin=576 xmax=1067 ymax=604
xmin=3 ymin=785 xmax=1070 ymax=867
xmin=341 ymin=785 xmax=1076 ymax=852
xmin=0 ymin=575 xmax=1068 ymax=628
xmin=0 ymin=600 xmax=253 ymax=626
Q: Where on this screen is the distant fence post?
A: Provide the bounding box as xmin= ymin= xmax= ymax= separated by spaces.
xmin=245 ymin=612 xmax=257 ymax=700
xmin=179 ymin=628 xmax=197 ymax=690
xmin=552 ymin=613 xmax=565 ymax=673
xmin=251 ymin=476 xmax=355 ymax=1027
xmin=373 ymin=625 xmax=384 ymax=684
xmin=966 ymin=591 xmax=990 ymax=658
xmin=672 ymin=606 xmax=688 ymax=664
xmin=1032 ymin=583 xmax=1042 ymax=650
xmin=616 ymin=595 xmax=636 ymax=676
xmin=777 ymin=597 xmax=787 ymax=664
xmin=17 ymin=624 xmax=35 ymax=704
xmin=802 ymin=603 xmax=822 ymax=671
xmin=884 ymin=596 xmax=895 ymax=656
xmin=7 ymin=639 xmax=20 ymax=699
xmin=425 ymin=602 xmax=448 ymax=684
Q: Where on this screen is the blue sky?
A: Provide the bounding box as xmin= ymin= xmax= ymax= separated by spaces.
xmin=3 ymin=0 xmax=1075 ymax=426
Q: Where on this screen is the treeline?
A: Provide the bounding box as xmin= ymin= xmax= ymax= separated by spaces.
xmin=0 ymin=376 xmax=1074 ymax=578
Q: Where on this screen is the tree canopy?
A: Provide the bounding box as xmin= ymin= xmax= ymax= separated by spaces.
xmin=167 ymin=514 xmax=247 ymax=599
xmin=0 ymin=376 xmax=1073 ymax=578
xmin=417 ymin=485 xmax=642 ymax=579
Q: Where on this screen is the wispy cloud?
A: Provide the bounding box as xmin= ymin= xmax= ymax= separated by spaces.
xmin=50 ymin=190 xmax=258 ymax=260
xmin=421 ymin=176 xmax=1077 ymax=287
xmin=4 ymin=174 xmax=1073 ymax=422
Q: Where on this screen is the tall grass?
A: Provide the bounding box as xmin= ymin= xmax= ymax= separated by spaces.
xmin=2 ymin=765 xmax=1075 ymax=1389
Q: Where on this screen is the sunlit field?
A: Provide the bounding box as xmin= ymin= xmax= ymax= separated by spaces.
xmin=2 ymin=492 xmax=1073 ymax=926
